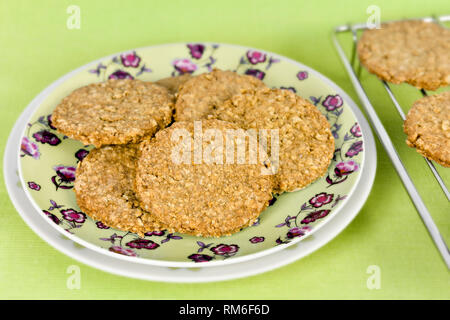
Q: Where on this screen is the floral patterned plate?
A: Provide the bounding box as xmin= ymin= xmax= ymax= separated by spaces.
xmin=18 ymin=43 xmax=367 ymax=267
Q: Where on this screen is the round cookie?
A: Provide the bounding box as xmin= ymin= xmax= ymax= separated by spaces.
xmin=74 ymin=144 xmax=166 ymax=236
xmin=209 ymin=88 xmax=335 ymax=193
xmin=403 ymin=91 xmax=450 ymax=167
xmin=174 ymin=69 xmax=266 ymax=121
xmin=52 ymin=79 xmax=174 ymax=147
xmin=134 ymin=119 xmax=275 ymax=237
xmin=357 ymin=20 xmax=450 ymax=91
xmin=156 ymin=74 xmax=192 ymax=94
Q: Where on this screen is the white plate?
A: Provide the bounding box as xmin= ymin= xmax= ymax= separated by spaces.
xmin=15 ymin=43 xmax=371 ymax=268
xmin=4 ymin=68 xmax=376 ymax=282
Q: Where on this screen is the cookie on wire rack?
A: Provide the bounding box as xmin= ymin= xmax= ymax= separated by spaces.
xmin=403 ymin=91 xmax=450 ymax=167
xmin=357 ymin=20 xmax=450 ymax=91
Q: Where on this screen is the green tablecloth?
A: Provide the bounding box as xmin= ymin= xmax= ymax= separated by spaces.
xmin=1 ymin=0 xmax=449 ymax=299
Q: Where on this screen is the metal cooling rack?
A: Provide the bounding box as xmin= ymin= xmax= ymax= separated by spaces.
xmin=332 ymin=15 xmax=450 ymax=268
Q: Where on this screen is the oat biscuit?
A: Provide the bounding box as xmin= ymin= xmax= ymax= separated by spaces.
xmin=134 ymin=119 xmax=275 ymax=237
xmin=174 ymin=69 xmax=266 ymax=121
xmin=209 ymin=88 xmax=335 ymax=193
xmin=357 ymin=20 xmax=450 ymax=90
xmin=403 ymin=91 xmax=450 ymax=167
xmin=156 ymin=74 xmax=192 ymax=94
xmin=52 ymin=79 xmax=174 ymax=147
xmin=74 ymin=144 xmax=166 ymax=236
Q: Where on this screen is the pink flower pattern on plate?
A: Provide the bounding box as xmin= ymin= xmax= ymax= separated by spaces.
xmin=145 ymin=230 xmax=166 ymax=237
xmin=51 ymin=165 xmax=76 ymax=190
xmin=211 ymin=244 xmax=239 ymax=256
xmin=109 ymin=246 xmax=137 ymax=257
xmin=350 ymin=123 xmax=362 ymax=137
xmin=249 ymin=236 xmax=265 ymax=244
xmin=61 ymin=209 xmax=86 ymax=223
xmin=286 ymin=226 xmax=311 ymax=238
xmin=74 ymin=149 xmax=89 ymax=161
xmin=345 ymin=141 xmax=363 ymax=158
xmin=120 ymin=51 xmax=141 ymax=68
xmin=32 ymin=130 xmax=61 ymax=146
xmin=322 ymin=94 xmax=343 ymax=111
xmin=43 ymin=210 xmax=60 ymax=225
xmin=301 ymin=210 xmax=330 ymax=224
xmin=335 ymin=160 xmax=359 ymax=177
xmin=246 ymin=50 xmax=267 ymax=64
xmin=296 ymin=71 xmax=308 ymax=80
xmin=96 ymin=221 xmax=110 ymax=229
xmin=309 ymin=192 xmax=334 ymax=208
xmin=21 ymin=137 xmax=40 ymax=159
xmin=187 ymin=44 xmax=205 ymax=59
xmin=27 ymin=181 xmax=41 ymax=191
xmin=188 ymin=253 xmax=213 ymax=262
xmin=108 ymin=70 xmax=134 ymax=80
xmin=245 ymin=68 xmax=265 ymax=80
xmin=173 ymin=59 xmax=197 ymax=74
xmin=126 ymin=239 xmax=159 ymax=250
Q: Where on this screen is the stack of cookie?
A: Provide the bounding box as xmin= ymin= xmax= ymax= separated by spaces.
xmin=357 ymin=20 xmax=450 ymax=167
xmin=51 ymin=69 xmax=335 ymax=237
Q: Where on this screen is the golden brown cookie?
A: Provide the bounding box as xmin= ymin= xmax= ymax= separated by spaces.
xmin=174 ymin=69 xmax=266 ymax=121
xmin=357 ymin=20 xmax=450 ymax=90
xmin=156 ymin=74 xmax=192 ymax=94
xmin=209 ymin=88 xmax=335 ymax=193
xmin=74 ymin=144 xmax=166 ymax=236
xmin=403 ymin=91 xmax=450 ymax=167
xmin=52 ymin=79 xmax=174 ymax=147
xmin=134 ymin=119 xmax=275 ymax=237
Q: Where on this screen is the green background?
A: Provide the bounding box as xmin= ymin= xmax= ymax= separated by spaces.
xmin=1 ymin=0 xmax=449 ymax=299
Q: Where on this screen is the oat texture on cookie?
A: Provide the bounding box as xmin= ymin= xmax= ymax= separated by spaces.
xmin=134 ymin=119 xmax=275 ymax=237
xmin=357 ymin=20 xmax=450 ymax=90
xmin=174 ymin=69 xmax=266 ymax=121
xmin=52 ymin=79 xmax=174 ymax=147
xmin=156 ymin=74 xmax=192 ymax=94
xmin=74 ymin=144 xmax=166 ymax=236
xmin=403 ymin=91 xmax=450 ymax=167
xmin=209 ymin=88 xmax=335 ymax=193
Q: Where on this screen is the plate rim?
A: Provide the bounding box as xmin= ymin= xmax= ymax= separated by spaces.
xmin=16 ymin=41 xmax=371 ymax=268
